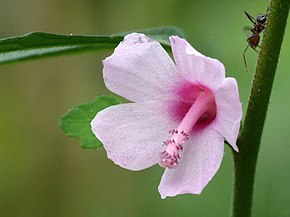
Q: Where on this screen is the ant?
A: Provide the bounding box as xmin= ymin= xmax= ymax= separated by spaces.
xmin=243 ymin=10 xmax=268 ymax=72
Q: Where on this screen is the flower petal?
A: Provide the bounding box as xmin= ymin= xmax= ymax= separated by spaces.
xmin=212 ymin=77 xmax=242 ymax=151
xmin=91 ymin=101 xmax=179 ymax=171
xmin=170 ymin=36 xmax=225 ymax=91
xmin=103 ymin=33 xmax=182 ymax=102
xmin=158 ymin=127 xmax=224 ymax=198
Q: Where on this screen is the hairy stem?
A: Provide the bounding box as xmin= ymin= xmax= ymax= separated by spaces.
xmin=231 ymin=0 xmax=290 ymax=217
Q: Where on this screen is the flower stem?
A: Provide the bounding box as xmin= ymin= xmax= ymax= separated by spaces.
xmin=230 ymin=0 xmax=290 ymax=217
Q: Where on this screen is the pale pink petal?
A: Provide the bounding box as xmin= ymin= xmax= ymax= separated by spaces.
xmin=158 ymin=127 xmax=224 ymax=198
xmin=212 ymin=78 xmax=242 ymax=151
xmin=91 ymin=101 xmax=179 ymax=171
xmin=170 ymin=36 xmax=225 ymax=91
xmin=103 ymin=33 xmax=183 ymax=102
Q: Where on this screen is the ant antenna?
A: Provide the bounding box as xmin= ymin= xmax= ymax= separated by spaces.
xmin=244 ymin=11 xmax=256 ymax=25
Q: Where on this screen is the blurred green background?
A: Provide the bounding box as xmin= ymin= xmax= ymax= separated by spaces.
xmin=0 ymin=0 xmax=289 ymax=217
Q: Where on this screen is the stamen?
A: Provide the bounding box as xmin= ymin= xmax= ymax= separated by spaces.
xmin=158 ymin=129 xmax=188 ymax=169
xmin=159 ymin=88 xmax=216 ymax=169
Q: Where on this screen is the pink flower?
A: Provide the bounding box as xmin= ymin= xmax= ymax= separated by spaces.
xmin=91 ymin=33 xmax=242 ymax=198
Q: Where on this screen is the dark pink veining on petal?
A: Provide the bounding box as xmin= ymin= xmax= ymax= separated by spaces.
xmin=168 ymin=81 xmax=217 ymax=132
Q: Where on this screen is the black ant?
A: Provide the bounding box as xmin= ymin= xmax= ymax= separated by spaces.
xmin=243 ymin=11 xmax=268 ymax=72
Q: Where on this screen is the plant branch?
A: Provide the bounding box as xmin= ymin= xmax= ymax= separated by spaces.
xmin=230 ymin=0 xmax=290 ymax=217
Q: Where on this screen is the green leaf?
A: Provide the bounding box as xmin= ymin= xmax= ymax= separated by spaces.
xmin=0 ymin=26 xmax=186 ymax=65
xmin=59 ymin=95 xmax=120 ymax=150
xmin=116 ymin=26 xmax=187 ymax=46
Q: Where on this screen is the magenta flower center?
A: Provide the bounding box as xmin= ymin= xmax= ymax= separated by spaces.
xmin=159 ymin=85 xmax=216 ymax=169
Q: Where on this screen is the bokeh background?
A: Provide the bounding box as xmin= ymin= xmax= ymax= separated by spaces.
xmin=0 ymin=0 xmax=289 ymax=217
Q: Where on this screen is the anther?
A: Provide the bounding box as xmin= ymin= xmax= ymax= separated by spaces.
xmin=159 ymin=129 xmax=189 ymax=169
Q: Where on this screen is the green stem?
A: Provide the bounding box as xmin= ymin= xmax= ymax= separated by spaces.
xmin=230 ymin=0 xmax=290 ymax=217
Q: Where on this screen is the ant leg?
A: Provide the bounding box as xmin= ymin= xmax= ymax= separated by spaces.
xmin=243 ymin=44 xmax=249 ymax=72
xmin=253 ymin=44 xmax=262 ymax=53
xmin=255 ymin=44 xmax=262 ymax=52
